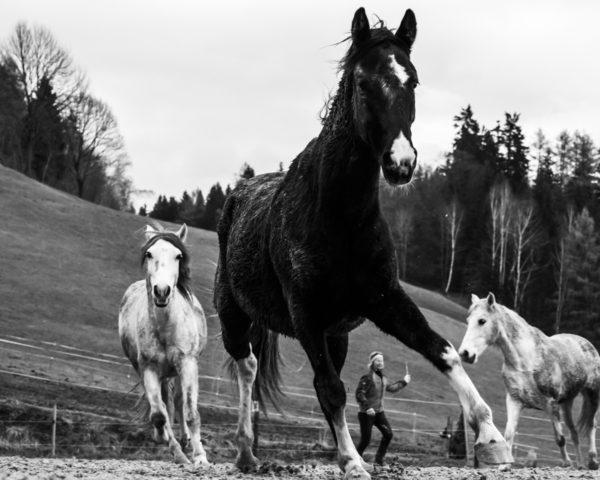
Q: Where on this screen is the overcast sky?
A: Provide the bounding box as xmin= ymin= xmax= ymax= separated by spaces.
xmin=2 ymin=1 xmax=600 ymax=209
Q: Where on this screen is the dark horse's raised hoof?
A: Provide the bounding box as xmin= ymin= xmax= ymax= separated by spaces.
xmin=236 ymin=451 xmax=259 ymax=473
xmin=475 ymin=441 xmax=514 ymax=464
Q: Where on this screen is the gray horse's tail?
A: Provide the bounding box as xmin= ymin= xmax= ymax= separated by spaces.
xmin=576 ymin=388 xmax=599 ymax=439
xmin=132 ymin=379 xmax=175 ymax=426
xmin=224 ymin=322 xmax=285 ymax=414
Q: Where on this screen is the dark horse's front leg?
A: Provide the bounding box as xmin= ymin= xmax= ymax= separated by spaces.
xmin=365 ymin=286 xmax=513 ymax=465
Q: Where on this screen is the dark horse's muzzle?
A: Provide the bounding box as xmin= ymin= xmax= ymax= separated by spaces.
xmin=382 ymin=152 xmax=417 ymax=186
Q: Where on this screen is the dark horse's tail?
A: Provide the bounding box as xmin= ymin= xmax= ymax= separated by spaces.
xmin=224 ymin=322 xmax=285 ymax=414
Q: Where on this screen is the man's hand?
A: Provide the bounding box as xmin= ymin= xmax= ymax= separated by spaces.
xmin=404 ymin=374 xmax=411 ymax=384
xmin=366 ymin=408 xmax=375 ymax=416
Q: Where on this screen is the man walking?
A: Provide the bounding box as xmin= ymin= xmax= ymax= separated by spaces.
xmin=355 ymin=351 xmax=411 ymax=465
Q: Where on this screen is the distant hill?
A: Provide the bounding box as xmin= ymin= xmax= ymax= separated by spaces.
xmin=0 ymin=164 xmax=557 ymax=459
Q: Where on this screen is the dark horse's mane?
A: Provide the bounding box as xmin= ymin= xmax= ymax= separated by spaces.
xmin=320 ymin=23 xmax=411 ymax=131
xmin=140 ymin=232 xmax=193 ymax=304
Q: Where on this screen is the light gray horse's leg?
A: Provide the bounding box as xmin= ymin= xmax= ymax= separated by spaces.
xmin=561 ymin=400 xmax=583 ymax=469
xmin=173 ymin=377 xmax=188 ymax=448
xmin=589 ymin=418 xmax=598 ymax=470
xmin=499 ymin=393 xmax=524 ymax=471
xmin=178 ymin=356 xmax=208 ymax=466
xmin=546 ymin=403 xmax=572 ymax=468
xmin=235 ymin=347 xmax=258 ymax=471
xmin=504 ymin=393 xmax=524 ymax=450
xmin=142 ymin=368 xmax=189 ymax=464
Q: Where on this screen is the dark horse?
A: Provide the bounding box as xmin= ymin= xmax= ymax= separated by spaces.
xmin=214 ymin=7 xmax=512 ymax=479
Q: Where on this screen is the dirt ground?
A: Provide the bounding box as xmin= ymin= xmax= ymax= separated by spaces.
xmin=1 ymin=456 xmax=599 ymax=480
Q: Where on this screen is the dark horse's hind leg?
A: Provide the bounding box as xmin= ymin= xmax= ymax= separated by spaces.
xmin=297 ymin=329 xmax=369 ymax=480
xmin=365 ymin=286 xmax=513 ymax=465
xmin=216 ymin=286 xmax=258 ymax=472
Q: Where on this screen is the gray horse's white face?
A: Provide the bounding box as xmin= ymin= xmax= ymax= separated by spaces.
xmin=144 ymin=224 xmax=187 ymax=308
xmin=458 ymin=293 xmax=500 ymax=364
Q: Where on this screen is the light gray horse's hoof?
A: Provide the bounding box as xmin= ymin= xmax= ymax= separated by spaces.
xmin=236 ymin=451 xmax=258 ymax=473
xmin=475 ymin=441 xmax=514 ymax=464
xmin=589 ymin=456 xmax=599 ymax=470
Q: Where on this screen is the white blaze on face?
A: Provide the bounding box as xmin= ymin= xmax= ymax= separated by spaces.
xmin=386 ymin=55 xmax=416 ymax=169
xmin=146 ymin=239 xmax=181 ymax=297
xmin=389 ymin=54 xmax=409 ymax=86
xmin=390 ymin=130 xmax=416 ymax=168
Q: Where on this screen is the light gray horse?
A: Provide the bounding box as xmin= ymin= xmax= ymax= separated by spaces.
xmin=119 ymin=223 xmax=208 ymax=465
xmin=459 ymin=293 xmax=600 ymax=469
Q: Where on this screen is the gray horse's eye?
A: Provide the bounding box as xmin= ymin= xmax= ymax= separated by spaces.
xmin=145 ymin=251 xmax=152 ymax=259
xmin=478 ymin=318 xmax=486 ymax=326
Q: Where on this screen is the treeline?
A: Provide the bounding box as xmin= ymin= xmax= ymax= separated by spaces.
xmin=381 ymin=106 xmax=600 ymax=349
xmin=0 ymin=23 xmax=131 ymax=210
xmin=142 ymin=163 xmax=257 ymax=231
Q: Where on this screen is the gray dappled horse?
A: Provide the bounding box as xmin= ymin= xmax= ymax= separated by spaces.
xmin=460 ymin=293 xmax=600 ymax=470
xmin=119 ymin=223 xmax=208 ymax=466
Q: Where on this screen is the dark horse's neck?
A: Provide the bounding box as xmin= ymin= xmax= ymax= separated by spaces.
xmin=289 ymin=72 xmax=381 ymax=226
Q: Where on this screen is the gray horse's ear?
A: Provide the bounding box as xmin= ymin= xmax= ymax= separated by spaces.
xmin=176 ymin=223 xmax=188 ymax=242
xmin=144 ymin=224 xmax=159 ymax=241
xmin=471 ymin=294 xmax=480 ymax=304
xmin=487 ymin=292 xmax=496 ymax=307
xmin=351 ymin=7 xmax=371 ymax=46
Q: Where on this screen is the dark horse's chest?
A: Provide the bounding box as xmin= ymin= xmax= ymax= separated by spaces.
xmin=221 ymin=171 xmax=397 ymax=337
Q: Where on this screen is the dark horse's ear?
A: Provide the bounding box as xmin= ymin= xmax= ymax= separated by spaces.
xmin=351 ymin=7 xmax=371 ymax=46
xmin=396 ymin=9 xmax=417 ymax=52
xmin=486 ymin=292 xmax=496 ymax=308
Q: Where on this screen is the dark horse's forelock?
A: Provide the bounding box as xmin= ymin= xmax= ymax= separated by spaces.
xmin=340 ymin=25 xmax=411 ymax=73
xmin=141 ymin=233 xmax=192 ymax=304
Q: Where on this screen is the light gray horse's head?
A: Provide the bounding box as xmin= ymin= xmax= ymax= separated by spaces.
xmin=458 ymin=293 xmax=501 ymax=364
xmin=142 ymin=223 xmax=188 ymax=308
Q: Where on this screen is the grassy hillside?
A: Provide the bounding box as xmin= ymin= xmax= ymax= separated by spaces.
xmin=0 ymin=165 xmax=564 ymax=463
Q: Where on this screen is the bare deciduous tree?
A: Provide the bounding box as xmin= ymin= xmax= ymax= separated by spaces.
xmin=64 ymin=93 xmax=127 ymax=198
xmin=1 ymin=22 xmax=86 ymax=174
xmin=444 ymin=197 xmax=463 ymax=293
xmin=489 ymin=181 xmax=512 ymax=287
xmin=509 ymin=199 xmax=542 ymax=311
xmin=392 ymin=207 xmax=413 ymax=280
xmin=553 ymin=208 xmax=574 ymax=334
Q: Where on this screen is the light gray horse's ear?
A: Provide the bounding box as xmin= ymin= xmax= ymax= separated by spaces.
xmin=176 ymin=223 xmax=188 ymax=242
xmin=487 ymin=292 xmax=496 ymax=307
xmin=144 ymin=225 xmax=159 ymax=241
xmin=471 ymin=294 xmax=480 ymax=304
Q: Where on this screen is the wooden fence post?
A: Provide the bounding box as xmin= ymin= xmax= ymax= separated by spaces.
xmin=412 ymin=413 xmax=417 ymax=443
xmin=52 ymin=404 xmax=57 ymax=456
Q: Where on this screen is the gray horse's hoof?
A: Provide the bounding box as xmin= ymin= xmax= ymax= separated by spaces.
xmin=236 ymin=451 xmax=258 ymax=473
xmin=475 ymin=441 xmax=514 ymax=464
xmin=589 ymin=457 xmax=599 ymax=470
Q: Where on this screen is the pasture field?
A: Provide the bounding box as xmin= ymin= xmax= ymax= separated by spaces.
xmin=0 ymin=164 xmax=590 ymax=471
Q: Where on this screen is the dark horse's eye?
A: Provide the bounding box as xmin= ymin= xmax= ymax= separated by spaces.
xmin=412 ymin=82 xmax=418 ymax=89
xmin=478 ymin=318 xmax=486 ymax=326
